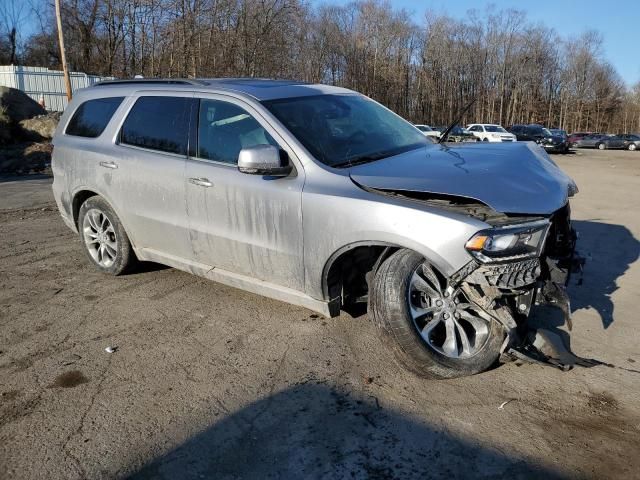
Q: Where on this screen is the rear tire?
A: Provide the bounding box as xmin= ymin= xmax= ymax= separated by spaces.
xmin=78 ymin=196 xmax=136 ymax=275
xmin=597 ymin=143 xmax=606 ymax=150
xmin=370 ymin=249 xmax=504 ymax=379
xmin=629 ymin=143 xmax=637 ymax=151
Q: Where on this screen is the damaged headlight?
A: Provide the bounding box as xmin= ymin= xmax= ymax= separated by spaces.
xmin=465 ymin=220 xmax=550 ymax=262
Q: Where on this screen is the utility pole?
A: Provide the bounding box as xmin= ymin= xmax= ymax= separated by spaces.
xmin=54 ymin=0 xmax=73 ymax=102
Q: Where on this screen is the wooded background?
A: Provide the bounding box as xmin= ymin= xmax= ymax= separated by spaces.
xmin=2 ymin=0 xmax=639 ymax=133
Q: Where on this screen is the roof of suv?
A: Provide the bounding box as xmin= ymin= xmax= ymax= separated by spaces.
xmin=90 ymin=78 xmax=353 ymax=101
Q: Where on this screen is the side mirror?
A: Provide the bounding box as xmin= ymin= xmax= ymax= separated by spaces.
xmin=238 ymin=145 xmax=292 ymax=177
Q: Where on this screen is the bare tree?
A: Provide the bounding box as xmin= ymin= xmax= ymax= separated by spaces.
xmin=16 ymin=0 xmax=640 ymax=133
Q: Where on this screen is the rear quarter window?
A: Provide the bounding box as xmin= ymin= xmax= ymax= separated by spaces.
xmin=120 ymin=96 xmax=191 ymax=155
xmin=65 ymin=97 xmax=124 ymax=138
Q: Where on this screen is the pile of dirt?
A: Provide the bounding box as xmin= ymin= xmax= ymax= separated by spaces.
xmin=0 ymin=105 xmax=11 ymax=144
xmin=0 ymin=86 xmax=57 ymax=174
xmin=0 ymin=142 xmax=53 ymax=175
xmin=19 ymin=112 xmax=62 ymax=140
xmin=0 ymin=86 xmax=46 ymax=124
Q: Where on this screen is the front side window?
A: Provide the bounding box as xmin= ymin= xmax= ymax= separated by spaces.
xmin=120 ymin=96 xmax=191 ymax=154
xmin=263 ymin=94 xmax=428 ymax=168
xmin=197 ymin=99 xmax=277 ymax=164
xmin=485 ymin=125 xmax=507 ymax=133
xmin=66 ymin=97 xmax=123 ymax=138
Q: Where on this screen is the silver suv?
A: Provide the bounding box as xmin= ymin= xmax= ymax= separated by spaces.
xmin=52 ymin=79 xmax=579 ymax=378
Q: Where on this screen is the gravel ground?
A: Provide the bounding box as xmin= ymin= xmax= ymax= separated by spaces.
xmin=1 ymin=148 xmax=639 ymax=479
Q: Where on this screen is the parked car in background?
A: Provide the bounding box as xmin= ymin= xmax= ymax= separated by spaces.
xmin=435 ymin=125 xmax=476 ymax=142
xmin=620 ymin=133 xmax=640 ymax=151
xmin=549 ymin=129 xmax=568 ymax=140
xmin=508 ymin=124 xmax=569 ymax=153
xmin=567 ymin=132 xmax=591 ymax=146
xmin=414 ymin=124 xmax=441 ymax=141
xmin=466 ymin=124 xmax=516 ymax=142
xmin=575 ymin=134 xmax=626 ymax=150
xmin=51 ymin=78 xmax=580 ymax=379
xmin=574 ymin=134 xmax=607 ymax=148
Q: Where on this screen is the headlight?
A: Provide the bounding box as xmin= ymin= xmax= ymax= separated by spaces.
xmin=465 ymin=220 xmax=550 ymax=262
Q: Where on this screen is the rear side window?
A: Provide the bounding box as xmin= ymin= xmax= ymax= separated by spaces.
xmin=120 ymin=96 xmax=191 ymax=155
xmin=66 ymin=97 xmax=124 ymax=138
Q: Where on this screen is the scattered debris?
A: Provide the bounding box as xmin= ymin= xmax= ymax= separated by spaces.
xmin=105 ymin=346 xmax=118 ymax=354
xmin=60 ymin=353 xmax=82 ymax=366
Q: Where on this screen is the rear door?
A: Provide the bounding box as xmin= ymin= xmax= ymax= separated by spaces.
xmin=112 ymin=93 xmax=195 ymax=260
xmin=609 ymin=136 xmax=625 ymax=148
xmin=184 ymin=95 xmax=305 ymax=290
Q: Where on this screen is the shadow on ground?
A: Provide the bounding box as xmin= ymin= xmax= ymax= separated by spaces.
xmin=570 ymin=220 xmax=640 ymax=329
xmin=129 ymin=384 xmax=568 ymax=480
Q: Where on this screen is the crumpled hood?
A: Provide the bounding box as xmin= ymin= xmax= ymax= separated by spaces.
xmin=349 ymin=141 xmax=574 ymax=215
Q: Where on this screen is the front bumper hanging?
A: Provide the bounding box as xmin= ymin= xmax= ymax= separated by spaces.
xmin=451 ymin=226 xmax=596 ymax=371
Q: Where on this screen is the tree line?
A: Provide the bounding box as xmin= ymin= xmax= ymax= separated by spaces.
xmin=2 ymin=0 xmax=640 ymax=133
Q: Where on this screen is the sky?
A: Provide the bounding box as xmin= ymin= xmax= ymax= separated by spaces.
xmin=317 ymin=0 xmax=640 ymax=87
xmin=15 ymin=0 xmax=639 ymax=86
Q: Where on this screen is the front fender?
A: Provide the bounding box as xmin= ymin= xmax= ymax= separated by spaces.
xmin=303 ymin=186 xmax=487 ymax=300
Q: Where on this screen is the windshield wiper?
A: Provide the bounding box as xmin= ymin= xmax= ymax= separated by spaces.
xmin=331 ymin=152 xmax=391 ymax=168
xmin=438 ymin=98 xmax=477 ymax=144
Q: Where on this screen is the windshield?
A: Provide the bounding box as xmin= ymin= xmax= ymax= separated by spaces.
xmin=485 ymin=125 xmax=507 ymax=133
xmin=529 ymin=126 xmax=552 ymax=136
xmin=262 ymin=94 xmax=428 ymax=167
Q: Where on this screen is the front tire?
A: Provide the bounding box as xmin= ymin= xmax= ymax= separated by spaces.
xmin=78 ymin=196 xmax=136 ymax=275
xmin=629 ymin=143 xmax=637 ymax=151
xmin=370 ymin=249 xmax=504 ymax=379
xmin=598 ymin=143 xmax=606 ymax=150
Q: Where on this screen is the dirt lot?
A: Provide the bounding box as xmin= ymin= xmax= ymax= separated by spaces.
xmin=1 ymin=148 xmax=639 ymax=479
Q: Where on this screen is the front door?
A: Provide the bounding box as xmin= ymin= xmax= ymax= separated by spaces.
xmin=185 ymin=96 xmax=305 ymax=291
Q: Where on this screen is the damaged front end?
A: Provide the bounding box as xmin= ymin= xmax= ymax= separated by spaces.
xmin=449 ymin=203 xmax=588 ymax=370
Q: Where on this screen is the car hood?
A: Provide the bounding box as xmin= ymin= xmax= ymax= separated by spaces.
xmin=349 ymin=142 xmax=573 ymax=215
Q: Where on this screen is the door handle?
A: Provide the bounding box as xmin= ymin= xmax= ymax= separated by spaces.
xmin=99 ymin=161 xmax=118 ymax=169
xmin=188 ymin=177 xmax=213 ymax=187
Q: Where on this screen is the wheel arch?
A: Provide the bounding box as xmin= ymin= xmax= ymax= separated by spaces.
xmin=321 ymin=241 xmax=397 ymax=316
xmin=72 ymin=189 xmax=100 ymax=228
xmin=71 ymin=188 xmax=138 ymax=253
xmin=321 ymin=240 xmax=455 ymax=317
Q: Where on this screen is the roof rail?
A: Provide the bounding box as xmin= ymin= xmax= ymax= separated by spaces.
xmin=93 ymin=78 xmax=209 ymax=87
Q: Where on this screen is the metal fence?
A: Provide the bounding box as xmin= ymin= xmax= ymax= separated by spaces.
xmin=0 ymin=65 xmax=115 ymax=112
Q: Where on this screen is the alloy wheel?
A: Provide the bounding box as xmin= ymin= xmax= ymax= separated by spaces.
xmin=407 ymin=262 xmax=490 ymax=359
xmin=82 ymin=208 xmax=118 ymax=268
